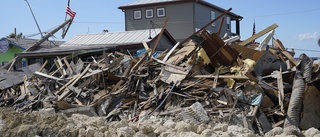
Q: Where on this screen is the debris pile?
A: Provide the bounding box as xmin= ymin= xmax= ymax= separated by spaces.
xmin=1 ymin=24 xmax=320 ymax=136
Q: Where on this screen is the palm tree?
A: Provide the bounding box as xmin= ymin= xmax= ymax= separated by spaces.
xmin=7 ymin=32 xmax=23 ymax=39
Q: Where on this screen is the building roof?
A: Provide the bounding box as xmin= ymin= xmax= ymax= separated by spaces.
xmin=4 ymin=37 xmax=64 ymax=50
xmin=19 ymin=29 xmax=176 ymax=57
xmin=118 ymin=0 xmax=242 ymax=19
xmin=119 ymin=0 xmax=176 ymax=7
xmin=60 ymin=28 xmax=172 ymax=47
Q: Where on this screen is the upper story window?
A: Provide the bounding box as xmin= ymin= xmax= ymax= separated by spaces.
xmin=211 ymin=11 xmax=216 ymax=27
xmin=157 ymin=8 xmax=165 ymax=17
xmin=134 ymin=10 xmax=141 ymax=19
xmin=146 ymin=9 xmax=154 ymax=18
xmin=227 ymin=17 xmax=231 ymax=30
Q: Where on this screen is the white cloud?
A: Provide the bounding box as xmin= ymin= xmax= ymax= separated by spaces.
xmin=298 ymin=32 xmax=319 ymax=41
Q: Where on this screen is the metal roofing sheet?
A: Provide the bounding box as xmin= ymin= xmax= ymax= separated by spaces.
xmin=61 ymin=29 xmax=161 ymax=47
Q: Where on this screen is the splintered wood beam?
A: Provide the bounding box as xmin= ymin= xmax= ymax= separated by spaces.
xmin=57 ymin=64 xmax=90 ymax=100
xmin=34 ymin=71 xmax=63 ymax=81
xmin=57 ymin=57 xmax=67 ymax=76
xmin=216 ymin=17 xmax=225 ymax=36
xmin=38 ymin=60 xmax=48 ymax=72
xmin=150 ymin=17 xmax=169 ymax=58
xmin=239 ymin=23 xmax=278 ymax=46
xmin=273 ymin=39 xmax=297 ymax=66
xmin=277 ymin=67 xmax=285 ymax=113
xmin=63 ymin=57 xmax=74 ymax=75
xmin=273 ymin=39 xmax=286 ymax=51
xmin=212 ymin=68 xmax=219 ymax=88
xmin=180 ymin=8 xmax=232 ymax=45
xmin=192 ymin=75 xmax=249 ymax=79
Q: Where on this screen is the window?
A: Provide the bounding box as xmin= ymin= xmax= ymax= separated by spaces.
xmin=146 ymin=9 xmax=153 ymax=18
xmin=157 ymin=8 xmax=165 ymax=17
xmin=134 ymin=10 xmax=141 ymax=19
xmin=211 ymin=11 xmax=216 ymax=27
xmin=227 ymin=17 xmax=231 ymax=30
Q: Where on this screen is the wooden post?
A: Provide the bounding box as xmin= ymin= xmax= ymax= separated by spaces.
xmin=150 ymin=17 xmax=169 ymax=58
xmin=216 ymin=17 xmax=225 ymax=36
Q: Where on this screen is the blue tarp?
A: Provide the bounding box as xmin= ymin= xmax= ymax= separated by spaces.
xmin=135 ymin=49 xmax=159 ymax=58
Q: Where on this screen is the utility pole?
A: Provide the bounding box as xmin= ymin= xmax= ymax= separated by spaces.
xmin=24 ymin=0 xmax=44 ymax=38
xmin=1 ymin=19 xmax=73 ymax=70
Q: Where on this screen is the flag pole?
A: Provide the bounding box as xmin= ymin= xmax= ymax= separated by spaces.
xmin=62 ymin=0 xmax=74 ymax=38
xmin=252 ymin=19 xmax=256 ymax=44
xmin=63 ymin=0 xmax=71 ymax=34
xmin=65 ymin=0 xmax=71 ymax=21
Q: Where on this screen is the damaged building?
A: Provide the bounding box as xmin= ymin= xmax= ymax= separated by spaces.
xmin=1 ymin=0 xmax=320 ymax=136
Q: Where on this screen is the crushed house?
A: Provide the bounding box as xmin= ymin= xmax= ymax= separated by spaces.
xmin=0 ymin=37 xmax=64 ymax=68
xmin=18 ymin=28 xmax=176 ymax=70
xmin=118 ymin=0 xmax=243 ymax=41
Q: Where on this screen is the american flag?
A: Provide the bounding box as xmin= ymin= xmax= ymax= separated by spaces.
xmin=252 ymin=20 xmax=256 ymax=44
xmin=66 ymin=6 xmax=76 ymax=18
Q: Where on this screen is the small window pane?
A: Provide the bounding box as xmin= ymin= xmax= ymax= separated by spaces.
xmin=211 ymin=11 xmax=216 ymax=27
xmin=157 ymin=8 xmax=165 ymax=17
xmin=146 ymin=9 xmax=153 ymax=18
xmin=134 ymin=10 xmax=141 ymax=19
xmin=227 ymin=17 xmax=231 ymax=30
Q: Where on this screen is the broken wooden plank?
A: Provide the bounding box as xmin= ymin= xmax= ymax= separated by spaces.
xmin=273 ymin=39 xmax=297 ymax=66
xmin=230 ymin=43 xmax=258 ymax=60
xmin=38 ymin=60 xmax=48 ymax=72
xmin=212 ymin=68 xmax=220 ymax=88
xmin=239 ymin=24 xmax=278 ymax=46
xmin=277 ymin=67 xmax=285 ymax=113
xmin=166 ymin=43 xmax=196 ymax=64
xmin=200 ymin=31 xmax=239 ymax=67
xmin=192 ymin=74 xmax=249 ymax=79
xmin=57 ymin=64 xmax=91 ymax=101
xmin=54 ymin=59 xmax=64 ymax=76
xmin=150 ymin=17 xmax=169 ymax=57
xmin=245 ymin=72 xmax=259 ymax=83
xmin=34 ymin=71 xmax=63 ymax=81
xmin=63 ymin=57 xmax=74 ymax=75
xmin=162 ymin=42 xmax=180 ymax=62
xmin=152 ymin=57 xmax=188 ymax=72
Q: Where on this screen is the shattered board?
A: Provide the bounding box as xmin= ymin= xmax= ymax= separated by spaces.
xmin=160 ymin=65 xmax=192 ymax=85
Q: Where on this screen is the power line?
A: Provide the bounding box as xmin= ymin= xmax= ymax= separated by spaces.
xmin=289 ymin=48 xmax=320 ymax=53
xmin=74 ymin=21 xmax=124 ymax=24
xmin=245 ymin=8 xmax=320 ymax=18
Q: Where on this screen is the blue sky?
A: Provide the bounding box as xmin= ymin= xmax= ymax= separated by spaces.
xmin=1 ymin=0 xmax=320 ymax=57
